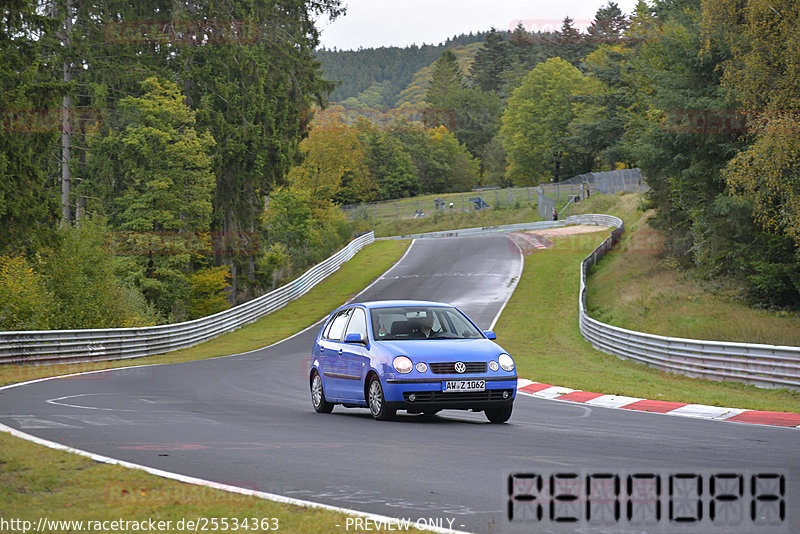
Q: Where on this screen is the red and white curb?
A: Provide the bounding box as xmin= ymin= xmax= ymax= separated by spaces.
xmin=517 ymin=379 xmax=800 ymax=429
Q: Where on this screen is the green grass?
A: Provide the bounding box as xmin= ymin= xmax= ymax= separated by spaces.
xmin=4 ymin=193 xmax=800 ymax=533
xmin=372 ymin=204 xmax=542 ymax=237
xmin=0 ymin=432 xmax=426 ymax=533
xmin=495 ymin=193 xmax=800 ymax=413
xmin=586 ymin=211 xmax=800 ymax=347
xmin=1 ymin=238 xmax=416 ymax=533
xmin=348 ymin=187 xmax=541 ymax=224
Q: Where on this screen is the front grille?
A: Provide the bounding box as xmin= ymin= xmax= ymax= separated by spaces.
xmin=403 ymin=390 xmax=512 ymax=403
xmin=429 ymin=362 xmax=487 ymax=374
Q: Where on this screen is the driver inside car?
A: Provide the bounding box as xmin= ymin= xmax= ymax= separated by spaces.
xmin=412 ymin=312 xmax=439 ymax=338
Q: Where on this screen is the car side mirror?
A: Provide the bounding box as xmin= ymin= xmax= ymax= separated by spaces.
xmin=344 ymin=332 xmax=365 ymax=344
xmin=483 ymin=330 xmax=497 ymax=340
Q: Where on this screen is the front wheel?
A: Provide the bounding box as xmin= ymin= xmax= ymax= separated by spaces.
xmin=485 ymin=405 xmax=513 ymax=424
xmin=311 ymin=372 xmax=334 ymax=413
xmin=367 ymin=377 xmax=395 ymax=421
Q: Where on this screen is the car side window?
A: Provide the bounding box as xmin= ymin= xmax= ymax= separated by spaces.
xmin=325 ymin=309 xmax=352 ymax=341
xmin=344 ymin=308 xmax=368 ymax=340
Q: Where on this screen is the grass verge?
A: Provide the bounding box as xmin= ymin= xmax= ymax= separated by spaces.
xmin=586 ymin=211 xmax=800 ymax=347
xmin=372 ymin=204 xmax=541 ymax=238
xmin=0 ymin=432 xmax=429 ymax=533
xmin=496 ymin=193 xmax=800 ymax=413
xmin=1 ymin=238 xmax=414 ymax=533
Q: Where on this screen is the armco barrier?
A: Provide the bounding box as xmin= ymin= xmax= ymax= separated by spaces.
xmin=0 ymin=232 xmax=375 ymax=365
xmin=4 ymin=217 xmax=799 ymax=390
xmin=387 ymin=214 xmax=800 ymax=391
xmin=577 ymin=217 xmax=800 ymax=391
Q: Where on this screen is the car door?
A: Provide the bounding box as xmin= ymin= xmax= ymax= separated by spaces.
xmin=338 ymin=307 xmax=370 ymax=402
xmin=318 ymin=308 xmax=352 ymax=401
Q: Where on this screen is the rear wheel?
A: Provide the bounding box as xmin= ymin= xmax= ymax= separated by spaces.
xmin=311 ymin=372 xmax=334 ymax=413
xmin=485 ymin=405 xmax=513 ymax=424
xmin=367 ymin=377 xmax=395 ymax=421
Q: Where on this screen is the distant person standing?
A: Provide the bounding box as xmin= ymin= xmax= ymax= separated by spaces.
xmin=552 ymin=208 xmax=558 ymax=221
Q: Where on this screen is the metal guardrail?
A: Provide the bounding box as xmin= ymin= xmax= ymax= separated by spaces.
xmin=378 ymin=220 xmax=568 ymax=240
xmin=4 ymin=214 xmax=798 ymax=390
xmin=577 ymin=217 xmax=800 ymax=391
xmin=384 ymin=213 xmax=800 ymax=390
xmin=0 ymin=232 xmax=375 ymax=365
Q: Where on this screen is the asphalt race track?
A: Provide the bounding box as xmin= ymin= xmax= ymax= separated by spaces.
xmin=1 ymin=234 xmax=798 ymax=533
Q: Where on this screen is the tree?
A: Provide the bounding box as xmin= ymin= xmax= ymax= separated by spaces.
xmin=588 ymin=2 xmax=630 ymax=44
xmin=389 ymin=124 xmax=478 ymax=194
xmin=545 ymin=16 xmax=593 ymax=66
xmin=469 ymin=28 xmax=512 ymax=93
xmin=0 ymin=1 xmax=61 ymax=253
xmin=567 ymin=45 xmax=632 ymax=168
xmin=88 ymin=77 xmax=215 ymax=315
xmin=500 ymin=58 xmax=589 ymax=184
xmin=704 ymin=0 xmax=800 ymax=248
xmin=42 ymin=220 xmax=161 ymax=329
xmin=0 ymin=254 xmax=53 ymax=330
xmin=288 ymin=116 xmax=376 ymax=204
xmin=361 ymin=131 xmax=419 ymax=199
xmin=186 ymin=266 xmax=231 ymax=319
xmin=425 ymin=50 xmax=463 ymax=114
xmin=448 ymin=87 xmax=504 ymax=174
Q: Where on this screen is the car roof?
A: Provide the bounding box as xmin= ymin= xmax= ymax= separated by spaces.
xmin=344 ymin=300 xmax=452 ymax=311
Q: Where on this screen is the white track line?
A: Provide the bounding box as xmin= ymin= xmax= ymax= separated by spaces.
xmin=489 ymin=235 xmax=524 ymax=331
xmin=1 ymin=238 xmax=471 ymax=534
xmin=0 ymin=423 xmax=468 ymax=533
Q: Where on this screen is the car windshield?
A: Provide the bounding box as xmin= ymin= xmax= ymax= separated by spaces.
xmin=371 ymin=306 xmax=484 ymax=341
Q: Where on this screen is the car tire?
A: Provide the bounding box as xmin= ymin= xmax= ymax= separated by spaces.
xmin=367 ymin=377 xmax=395 ymax=421
xmin=311 ymin=371 xmax=334 ymax=413
xmin=485 ymin=405 xmax=513 ymax=424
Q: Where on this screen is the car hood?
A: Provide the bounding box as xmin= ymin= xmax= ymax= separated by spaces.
xmin=375 ymin=338 xmax=504 ymax=362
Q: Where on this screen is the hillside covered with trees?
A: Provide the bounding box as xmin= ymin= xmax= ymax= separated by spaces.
xmin=308 ymin=0 xmax=800 ymax=308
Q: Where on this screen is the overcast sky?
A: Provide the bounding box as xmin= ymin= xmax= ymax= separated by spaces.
xmin=317 ymin=0 xmax=641 ymax=50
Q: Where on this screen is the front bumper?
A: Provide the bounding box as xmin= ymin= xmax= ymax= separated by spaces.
xmin=384 ymin=376 xmax=517 ymax=411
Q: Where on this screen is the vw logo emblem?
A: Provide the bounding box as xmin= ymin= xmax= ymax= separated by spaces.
xmin=454 ymin=361 xmax=466 ymax=374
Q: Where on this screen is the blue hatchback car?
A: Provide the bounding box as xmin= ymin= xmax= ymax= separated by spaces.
xmin=309 ymin=300 xmax=517 ymax=423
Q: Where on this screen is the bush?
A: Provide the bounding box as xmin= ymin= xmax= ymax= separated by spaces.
xmin=0 ymin=254 xmax=53 ymax=330
xmin=42 ymin=220 xmax=162 ymax=329
xmin=186 ymin=266 xmax=231 ymax=319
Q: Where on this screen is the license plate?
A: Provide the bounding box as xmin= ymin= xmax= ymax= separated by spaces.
xmin=442 ymin=380 xmax=486 ymax=392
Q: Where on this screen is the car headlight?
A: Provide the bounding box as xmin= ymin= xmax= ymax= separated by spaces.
xmin=415 ymin=362 xmax=428 ymax=373
xmin=489 ymin=360 xmax=499 ymax=372
xmin=498 ymin=353 xmax=515 ymax=372
xmin=393 ymin=356 xmax=413 ymax=374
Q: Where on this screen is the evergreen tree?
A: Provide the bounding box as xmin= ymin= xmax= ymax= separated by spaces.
xmin=588 ymin=2 xmax=630 ymax=44
xmin=0 ymin=1 xmax=61 ymax=253
xmin=361 ymin=131 xmax=419 ymax=199
xmin=425 ymin=50 xmax=463 ymax=113
xmin=88 ymin=77 xmax=215 ymax=316
xmin=469 ymin=28 xmax=512 ymax=93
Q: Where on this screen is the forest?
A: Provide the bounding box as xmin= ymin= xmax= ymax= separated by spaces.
xmin=309 ymin=0 xmax=800 ymax=308
xmin=1 ymin=0 xmax=799 ymax=332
